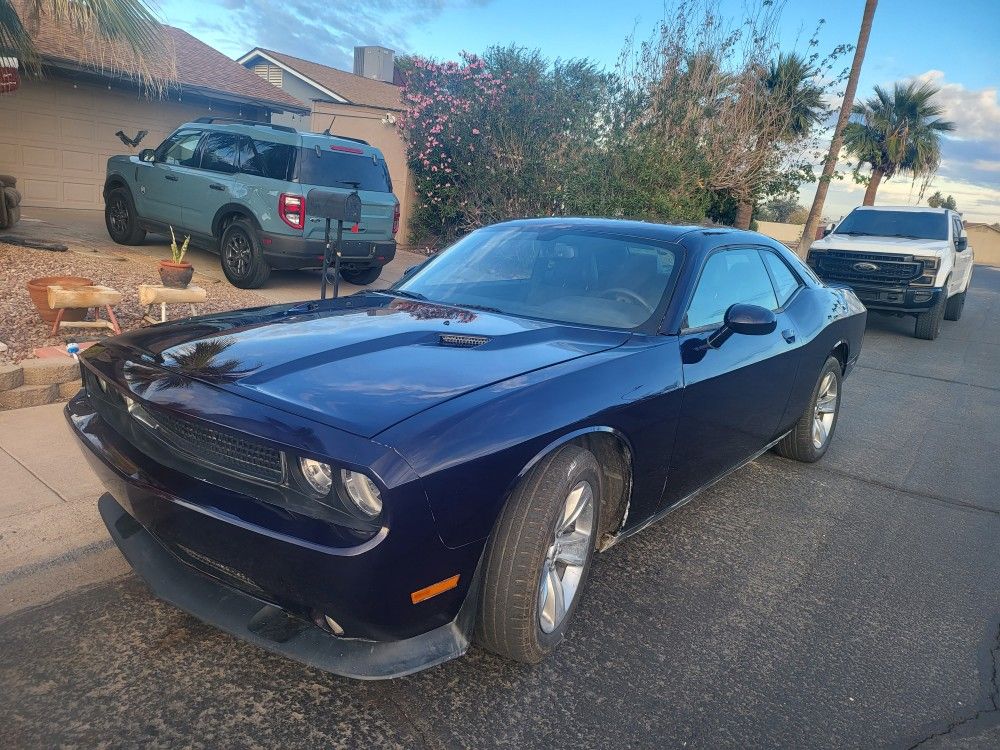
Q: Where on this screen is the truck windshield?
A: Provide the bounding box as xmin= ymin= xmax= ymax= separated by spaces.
xmin=835 ymin=210 xmax=948 ymax=240
xmin=295 ymin=148 xmax=393 ymax=192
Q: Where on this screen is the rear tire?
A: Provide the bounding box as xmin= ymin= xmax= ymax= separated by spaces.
xmin=476 ymin=444 xmax=602 ymax=664
xmin=944 ymin=290 xmax=966 ymax=321
xmin=339 ymin=266 xmax=382 ymax=286
xmin=914 ymin=286 xmax=948 ymax=340
xmin=220 ymin=219 xmax=270 ymax=289
xmin=104 ymin=187 xmax=146 ymax=245
xmin=774 ymin=356 xmax=842 ymax=463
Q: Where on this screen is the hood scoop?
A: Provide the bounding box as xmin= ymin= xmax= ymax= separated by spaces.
xmin=438 ymin=333 xmax=490 ymax=348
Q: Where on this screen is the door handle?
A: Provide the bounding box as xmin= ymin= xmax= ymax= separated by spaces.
xmin=781 ymin=329 xmax=796 ymax=343
xmin=209 ymin=184 xmax=226 ymax=191
xmin=164 ymin=174 xmax=178 ymax=181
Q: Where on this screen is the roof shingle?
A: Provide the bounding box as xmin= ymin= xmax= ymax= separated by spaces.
xmin=247 ymin=48 xmax=403 ymax=111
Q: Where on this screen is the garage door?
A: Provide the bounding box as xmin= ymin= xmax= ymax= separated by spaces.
xmin=0 ymin=76 xmax=236 ymax=209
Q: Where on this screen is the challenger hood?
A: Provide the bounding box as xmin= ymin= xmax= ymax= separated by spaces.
xmin=104 ymin=295 xmax=630 ymax=437
xmin=814 ymin=233 xmax=949 ymax=255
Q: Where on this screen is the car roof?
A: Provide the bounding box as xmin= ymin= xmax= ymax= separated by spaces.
xmin=488 ymin=217 xmax=706 ymax=242
xmin=180 ymin=121 xmax=383 ymax=158
xmin=853 ymin=205 xmax=950 ymax=214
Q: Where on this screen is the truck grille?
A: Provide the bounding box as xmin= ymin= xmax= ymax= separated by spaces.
xmin=84 ymin=368 xmax=284 ymax=484
xmin=812 ymin=250 xmax=924 ymax=287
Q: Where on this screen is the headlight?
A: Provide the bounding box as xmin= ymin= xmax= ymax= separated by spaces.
xmin=299 ymin=458 xmax=333 ymax=495
xmin=341 ymin=469 xmax=382 ymax=516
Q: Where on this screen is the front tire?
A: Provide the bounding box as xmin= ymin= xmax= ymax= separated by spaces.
xmin=914 ymin=288 xmax=948 ymax=340
xmin=774 ymin=356 xmax=842 ymax=463
xmin=476 ymin=444 xmax=602 ymax=664
xmin=944 ymin=290 xmax=966 ymax=321
xmin=339 ymin=266 xmax=382 ymax=286
xmin=220 ymin=219 xmax=270 ymax=289
xmin=104 ymin=187 xmax=146 ymax=245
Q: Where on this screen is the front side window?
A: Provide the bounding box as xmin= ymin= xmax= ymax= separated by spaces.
xmin=200 ymin=133 xmax=241 ymax=174
xmin=686 ymin=248 xmax=778 ymax=329
xmin=157 ymin=130 xmax=202 ymax=167
xmin=762 ymin=250 xmax=800 ymax=307
xmin=396 ymin=226 xmax=680 ymax=329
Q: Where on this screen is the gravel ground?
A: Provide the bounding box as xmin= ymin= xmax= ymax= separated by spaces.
xmin=0 ymin=242 xmax=272 ymax=364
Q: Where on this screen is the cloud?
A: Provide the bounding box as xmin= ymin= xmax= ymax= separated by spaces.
xmin=171 ymin=0 xmax=490 ymax=69
xmin=912 ymin=70 xmax=1000 ymax=142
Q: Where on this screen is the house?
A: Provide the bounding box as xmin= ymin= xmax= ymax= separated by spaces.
xmin=0 ymin=3 xmax=307 ymax=211
xmin=237 ymin=47 xmax=414 ymax=247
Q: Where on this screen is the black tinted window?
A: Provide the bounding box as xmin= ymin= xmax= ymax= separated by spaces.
xmin=157 ymin=130 xmax=202 ymax=167
xmin=762 ymin=250 xmax=800 ymax=306
xmin=686 ymin=248 xmax=778 ymax=329
xmin=296 ymin=147 xmax=392 ymax=192
xmin=835 ymin=209 xmax=948 ymax=240
xmin=242 ymin=140 xmax=295 ymax=180
xmin=200 ymin=133 xmax=240 ymax=174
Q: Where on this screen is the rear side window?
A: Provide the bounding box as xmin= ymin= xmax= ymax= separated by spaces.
xmin=242 ymin=140 xmax=295 ymax=180
xmin=200 ymin=133 xmax=240 ymax=174
xmin=686 ymin=248 xmax=778 ymax=329
xmin=296 ymin=147 xmax=393 ymax=192
xmin=762 ymin=250 xmax=800 ymax=306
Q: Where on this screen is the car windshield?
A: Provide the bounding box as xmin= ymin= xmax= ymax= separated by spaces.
xmin=295 ymin=147 xmax=393 ymax=192
xmin=834 ymin=210 xmax=948 ymax=240
xmin=394 ymin=226 xmax=680 ymax=329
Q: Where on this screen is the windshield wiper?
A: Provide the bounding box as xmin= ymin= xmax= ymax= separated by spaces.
xmin=449 ymin=302 xmax=504 ymax=313
xmin=838 ymin=231 xmax=872 ymax=236
xmin=380 ymin=289 xmax=428 ymax=301
xmin=887 ymin=233 xmax=924 ymax=239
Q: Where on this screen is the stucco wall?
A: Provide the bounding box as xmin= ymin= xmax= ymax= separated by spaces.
xmin=310 ymin=101 xmax=414 ymax=251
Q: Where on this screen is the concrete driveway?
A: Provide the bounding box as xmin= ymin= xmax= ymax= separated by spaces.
xmin=16 ymin=208 xmax=424 ymax=303
xmin=0 ymin=268 xmax=998 ymax=748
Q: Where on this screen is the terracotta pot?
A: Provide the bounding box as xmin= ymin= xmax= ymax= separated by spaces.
xmin=27 ymin=276 xmax=93 ymax=323
xmin=159 ymin=260 xmax=194 ymax=289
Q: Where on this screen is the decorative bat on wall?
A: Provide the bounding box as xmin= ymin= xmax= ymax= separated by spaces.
xmin=115 ymin=130 xmax=148 ymax=148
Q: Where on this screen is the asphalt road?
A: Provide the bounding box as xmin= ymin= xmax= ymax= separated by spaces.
xmin=2 ymin=268 xmax=999 ymax=749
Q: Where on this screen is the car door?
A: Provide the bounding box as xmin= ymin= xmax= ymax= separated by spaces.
xmin=180 ymin=131 xmax=242 ymax=238
xmin=664 ymin=246 xmax=800 ymax=504
xmin=137 ymin=129 xmax=203 ymax=227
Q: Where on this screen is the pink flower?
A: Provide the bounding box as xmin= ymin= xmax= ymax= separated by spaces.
xmin=472 ymin=128 xmax=480 ymax=135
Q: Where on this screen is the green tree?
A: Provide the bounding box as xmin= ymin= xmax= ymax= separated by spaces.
xmin=927 ymin=191 xmax=957 ymax=210
xmin=1 ymin=0 xmax=166 ymax=88
xmin=843 ymin=81 xmax=955 ymax=205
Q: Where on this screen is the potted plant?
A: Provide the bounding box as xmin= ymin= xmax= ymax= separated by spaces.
xmin=159 ymin=227 xmax=193 ymax=288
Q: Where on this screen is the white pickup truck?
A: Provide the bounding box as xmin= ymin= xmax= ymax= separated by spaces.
xmin=806 ymin=205 xmax=974 ymax=340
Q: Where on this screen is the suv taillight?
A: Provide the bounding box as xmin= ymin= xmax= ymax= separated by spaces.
xmin=279 ymin=193 xmax=305 ymax=230
xmin=392 ymin=203 xmax=400 ymax=236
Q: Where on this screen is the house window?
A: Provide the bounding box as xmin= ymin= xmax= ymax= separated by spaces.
xmin=253 ymin=63 xmax=283 ymax=87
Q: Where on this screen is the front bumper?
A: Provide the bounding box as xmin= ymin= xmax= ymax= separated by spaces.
xmin=836 ymin=284 xmax=945 ymax=314
xmin=98 ymin=493 xmax=475 ymax=679
xmin=66 ymin=390 xmax=483 ymax=678
xmin=257 ymin=231 xmax=396 ymax=271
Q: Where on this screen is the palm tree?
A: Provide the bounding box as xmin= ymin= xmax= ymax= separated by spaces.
xmin=733 ymin=52 xmax=825 ymax=229
xmin=843 ymin=81 xmax=955 ymax=205
xmin=799 ymin=0 xmax=877 ymax=256
xmin=1 ymin=0 xmax=165 ymax=88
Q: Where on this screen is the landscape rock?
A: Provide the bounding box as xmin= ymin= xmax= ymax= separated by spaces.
xmin=0 ymin=364 xmax=23 ymax=392
xmin=21 ymin=358 xmax=80 ymax=386
xmin=0 ymin=384 xmax=57 ymax=410
xmin=58 ymin=380 xmax=83 ymax=399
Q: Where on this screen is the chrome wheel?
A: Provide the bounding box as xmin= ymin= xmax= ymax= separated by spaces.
xmin=538 ymin=480 xmax=594 ymax=634
xmin=224 ymin=230 xmax=252 ymax=278
xmin=812 ymin=371 xmax=839 ymax=449
xmin=108 ymin=197 xmax=129 ymax=236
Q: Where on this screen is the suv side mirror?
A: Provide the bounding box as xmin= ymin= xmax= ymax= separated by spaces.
xmin=707 ymin=304 xmax=777 ymax=348
xmin=956 ymin=234 xmax=968 ymax=252
xmin=138 ymin=148 xmax=156 ymax=163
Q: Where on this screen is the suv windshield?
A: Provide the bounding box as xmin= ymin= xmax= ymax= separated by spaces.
xmin=835 ymin=210 xmax=948 ymax=240
xmin=394 ymin=226 xmax=680 ymax=329
xmin=296 ymin=147 xmax=392 ymax=192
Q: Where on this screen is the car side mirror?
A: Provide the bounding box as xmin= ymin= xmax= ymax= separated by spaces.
xmin=138 ymin=148 xmax=156 ymax=163
xmin=707 ymin=304 xmax=777 ymax=349
xmin=956 ymin=235 xmax=968 ymax=252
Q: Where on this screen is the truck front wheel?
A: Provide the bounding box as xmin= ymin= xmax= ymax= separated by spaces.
xmin=944 ymin=290 xmax=966 ymax=321
xmin=914 ymin=290 xmax=948 ymax=340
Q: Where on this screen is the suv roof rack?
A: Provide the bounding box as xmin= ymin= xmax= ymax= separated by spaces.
xmin=193 ymin=117 xmax=298 ymax=134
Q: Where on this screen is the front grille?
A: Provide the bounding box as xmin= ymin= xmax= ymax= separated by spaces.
xmin=84 ymin=367 xmax=284 ymax=484
xmin=812 ymin=250 xmax=924 ymax=287
xmin=150 ymin=408 xmax=285 ymax=483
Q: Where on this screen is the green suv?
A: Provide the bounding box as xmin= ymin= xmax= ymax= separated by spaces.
xmin=103 ymin=118 xmax=399 ymax=289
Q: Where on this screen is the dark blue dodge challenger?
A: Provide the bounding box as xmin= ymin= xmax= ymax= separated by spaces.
xmin=67 ymin=218 xmax=866 ymax=678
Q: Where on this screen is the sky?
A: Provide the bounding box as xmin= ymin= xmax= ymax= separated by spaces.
xmin=158 ymin=0 xmax=1000 ymax=222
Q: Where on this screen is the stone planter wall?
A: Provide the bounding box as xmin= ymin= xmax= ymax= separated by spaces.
xmin=0 ymin=359 xmax=82 ymax=410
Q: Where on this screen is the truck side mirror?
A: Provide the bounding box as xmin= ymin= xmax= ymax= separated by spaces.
xmin=822 ymin=223 xmax=835 ymax=237
xmin=956 ymin=234 xmax=968 ymax=252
